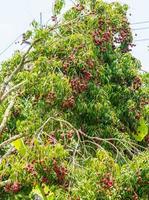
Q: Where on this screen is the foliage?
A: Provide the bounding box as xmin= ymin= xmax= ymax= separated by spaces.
xmin=0 ymin=0 xmax=148 ymax=199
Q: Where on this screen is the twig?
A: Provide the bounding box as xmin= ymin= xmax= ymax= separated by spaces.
xmin=79 ymin=130 xmax=128 ymax=162
xmin=82 ymin=139 xmax=104 ymax=151
xmin=35 ymin=116 xmax=81 ymax=142
xmin=72 ymin=142 xmax=79 ymax=168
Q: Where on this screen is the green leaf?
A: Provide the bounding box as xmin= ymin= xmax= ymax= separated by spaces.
xmin=133 ymin=118 xmax=148 ymax=141
xmin=32 ymin=185 xmax=43 ymax=200
xmin=32 ymin=185 xmax=54 ymax=200
xmin=54 ymin=0 xmax=65 ymax=15
xmin=11 ymin=139 xmax=27 ymax=156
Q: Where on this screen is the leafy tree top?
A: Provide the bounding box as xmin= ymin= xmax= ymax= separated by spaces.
xmin=0 ymin=0 xmax=148 ymax=199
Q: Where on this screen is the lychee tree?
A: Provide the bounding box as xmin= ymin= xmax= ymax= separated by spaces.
xmin=0 ymin=0 xmax=148 ymax=199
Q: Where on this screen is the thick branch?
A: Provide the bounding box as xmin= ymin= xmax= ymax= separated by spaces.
xmin=0 ymin=96 xmax=16 ymax=134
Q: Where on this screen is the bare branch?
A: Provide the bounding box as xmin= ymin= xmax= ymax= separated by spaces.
xmin=0 ymin=95 xmax=16 ymax=134
xmin=0 ymin=134 xmax=24 ymax=149
xmin=0 ymin=81 xmax=26 ymax=102
xmin=0 ymin=147 xmax=16 ymax=164
xmin=35 ymin=116 xmax=81 ymax=142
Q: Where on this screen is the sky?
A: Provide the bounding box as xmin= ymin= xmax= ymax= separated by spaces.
xmin=0 ymin=0 xmax=149 ymax=72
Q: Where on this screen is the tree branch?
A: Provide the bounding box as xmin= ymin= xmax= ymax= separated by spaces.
xmin=0 ymin=147 xmax=16 ymax=164
xmin=0 ymin=39 xmax=40 ymax=94
xmin=0 ymin=81 xmax=26 ymax=102
xmin=0 ymin=95 xmax=16 ymax=134
xmin=0 ymin=134 xmax=24 ymax=149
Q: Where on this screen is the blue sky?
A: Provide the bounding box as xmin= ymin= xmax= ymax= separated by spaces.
xmin=0 ymin=0 xmax=149 ymax=72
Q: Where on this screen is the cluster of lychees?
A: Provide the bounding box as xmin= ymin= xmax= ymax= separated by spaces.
xmin=114 ymin=27 xmax=130 ymax=44
xmin=60 ymin=130 xmax=75 ymax=142
xmin=48 ymin=133 xmax=57 ymax=145
xmin=62 ymin=44 xmax=85 ymax=74
xmin=81 ymin=68 xmax=92 ymax=81
xmin=75 ymin=4 xmax=84 ymax=12
xmin=62 ymin=67 xmax=92 ymax=109
xmin=70 ymin=67 xmax=92 ymax=93
xmin=53 ymin=160 xmax=68 ymax=184
xmin=4 ymin=182 xmax=21 ymax=193
xmin=140 ymin=97 xmax=149 ymax=108
xmin=132 ymin=192 xmax=139 ymax=200
xmin=92 ymin=30 xmax=112 ymax=52
xmin=3 ymin=158 xmax=69 ymax=194
xmin=62 ymin=53 xmax=76 ymax=73
xmin=135 ymin=111 xmax=141 ymax=120
xmin=100 ymin=173 xmax=114 ymax=189
xmin=145 ymin=134 xmax=149 ymax=145
xmin=114 ymin=19 xmax=136 ymax=52
xmin=132 ymin=76 xmax=142 ymax=90
xmin=25 ymin=158 xmax=68 ymax=186
xmin=92 ymin=17 xmax=135 ymax=53
xmin=45 ymin=92 xmax=56 ymax=104
xmin=136 ymin=170 xmax=149 ymax=186
xmin=25 ymin=162 xmax=37 ymax=176
xmin=24 ymin=159 xmax=51 ymax=185
xmin=47 ymin=130 xmax=74 ymax=146
xmin=62 ymin=96 xmax=75 ymax=109
xmin=33 ymin=92 xmax=56 ymax=105
xmin=70 ymin=78 xmax=88 ymax=94
xmin=86 ymin=59 xmax=94 ymax=68
xmin=92 ymin=18 xmax=113 ymax=52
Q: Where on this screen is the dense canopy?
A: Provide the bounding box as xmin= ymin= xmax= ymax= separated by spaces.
xmin=0 ymin=0 xmax=148 ymax=199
